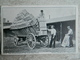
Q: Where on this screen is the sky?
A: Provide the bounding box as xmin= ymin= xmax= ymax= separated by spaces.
xmin=1 ymin=6 xmax=76 ymax=22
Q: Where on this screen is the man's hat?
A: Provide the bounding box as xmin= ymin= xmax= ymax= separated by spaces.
xmin=41 ymin=10 xmax=43 ymax=12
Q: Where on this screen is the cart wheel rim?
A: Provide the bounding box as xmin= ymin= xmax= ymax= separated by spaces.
xmin=27 ymin=33 xmax=36 ymax=49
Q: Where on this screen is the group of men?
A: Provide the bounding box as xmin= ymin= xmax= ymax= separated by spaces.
xmin=48 ymin=25 xmax=73 ymax=48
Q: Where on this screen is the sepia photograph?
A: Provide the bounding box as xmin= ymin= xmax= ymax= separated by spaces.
xmin=1 ymin=6 xmax=78 ymax=54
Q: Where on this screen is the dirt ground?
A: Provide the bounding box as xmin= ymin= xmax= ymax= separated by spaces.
xmin=3 ymin=37 xmax=76 ymax=54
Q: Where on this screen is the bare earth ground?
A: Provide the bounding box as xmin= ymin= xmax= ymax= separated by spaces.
xmin=3 ymin=37 xmax=76 ymax=54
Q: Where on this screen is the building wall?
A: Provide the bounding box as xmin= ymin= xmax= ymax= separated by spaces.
xmin=47 ymin=20 xmax=75 ymax=43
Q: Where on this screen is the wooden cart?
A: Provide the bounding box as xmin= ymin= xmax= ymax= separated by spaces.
xmin=10 ymin=10 xmax=48 ymax=49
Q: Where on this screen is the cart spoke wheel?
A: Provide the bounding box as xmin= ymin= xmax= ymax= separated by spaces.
xmin=44 ymin=36 xmax=49 ymax=47
xmin=14 ymin=36 xmax=19 ymax=46
xmin=27 ymin=33 xmax=36 ymax=49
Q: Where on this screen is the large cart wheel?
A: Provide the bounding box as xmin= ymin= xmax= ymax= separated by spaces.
xmin=44 ymin=36 xmax=49 ymax=47
xmin=27 ymin=33 xmax=36 ymax=49
xmin=41 ymin=36 xmax=49 ymax=47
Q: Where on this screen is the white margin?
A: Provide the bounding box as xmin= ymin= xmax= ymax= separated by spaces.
xmin=76 ymin=5 xmax=78 ymax=53
xmin=1 ymin=6 xmax=3 ymax=55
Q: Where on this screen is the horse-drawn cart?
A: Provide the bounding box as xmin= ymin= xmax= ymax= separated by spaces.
xmin=10 ymin=10 xmax=48 ymax=49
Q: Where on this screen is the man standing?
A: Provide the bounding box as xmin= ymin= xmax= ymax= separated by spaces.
xmin=38 ymin=10 xmax=45 ymax=19
xmin=67 ymin=26 xmax=73 ymax=47
xmin=48 ymin=25 xmax=56 ymax=48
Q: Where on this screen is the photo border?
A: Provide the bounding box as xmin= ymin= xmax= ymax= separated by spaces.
xmin=1 ymin=5 xmax=78 ymax=55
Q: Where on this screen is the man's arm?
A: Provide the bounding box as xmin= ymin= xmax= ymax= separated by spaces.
xmin=47 ymin=29 xmax=51 ymax=31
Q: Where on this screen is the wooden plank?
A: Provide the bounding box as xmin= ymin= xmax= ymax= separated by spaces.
xmin=29 ymin=27 xmax=37 ymax=35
